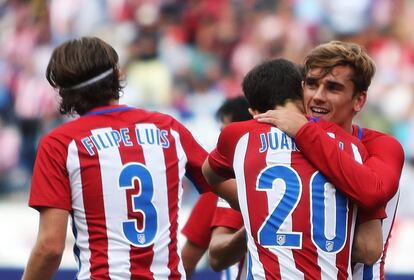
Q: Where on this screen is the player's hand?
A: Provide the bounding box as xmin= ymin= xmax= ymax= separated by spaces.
xmin=254 ymin=109 xmax=308 ymax=137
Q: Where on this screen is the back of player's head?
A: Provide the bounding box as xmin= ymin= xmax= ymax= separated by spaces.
xmin=303 ymin=40 xmax=376 ymax=94
xmin=242 ymin=58 xmax=303 ymax=113
xmin=216 ymin=96 xmax=252 ymax=124
xmin=46 ymin=37 xmax=123 ymax=115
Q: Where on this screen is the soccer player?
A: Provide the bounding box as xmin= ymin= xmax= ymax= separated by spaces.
xmin=203 ymin=58 xmax=384 ymax=279
xmin=22 ymin=37 xmax=233 ymax=280
xmin=255 ymin=41 xmax=404 ymax=279
xmin=181 ymin=96 xmax=251 ymax=279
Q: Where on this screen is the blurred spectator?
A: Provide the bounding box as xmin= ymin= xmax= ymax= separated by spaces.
xmin=121 ymin=3 xmax=173 ymax=110
xmin=0 ymin=120 xmax=21 ymax=193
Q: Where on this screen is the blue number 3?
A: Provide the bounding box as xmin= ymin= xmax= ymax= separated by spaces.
xmin=119 ymin=163 xmax=158 ymax=247
xmin=257 ymin=165 xmax=348 ymax=253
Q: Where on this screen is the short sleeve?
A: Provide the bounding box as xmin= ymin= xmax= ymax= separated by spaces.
xmin=29 ymin=136 xmax=72 ymax=211
xmin=208 ymin=125 xmax=238 ymax=179
xmin=181 ymin=192 xmax=218 ymax=248
xmin=357 ymin=206 xmax=387 ymax=224
xmin=211 ymin=197 xmax=243 ymax=230
xmin=175 ymin=121 xmax=212 ymax=193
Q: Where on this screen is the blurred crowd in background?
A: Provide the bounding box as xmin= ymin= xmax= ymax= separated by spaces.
xmin=1 ymin=0 xmax=414 ymax=220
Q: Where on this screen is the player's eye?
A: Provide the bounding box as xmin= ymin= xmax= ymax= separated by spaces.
xmin=326 ymin=81 xmax=344 ymax=92
xmin=304 ymin=78 xmax=318 ymax=89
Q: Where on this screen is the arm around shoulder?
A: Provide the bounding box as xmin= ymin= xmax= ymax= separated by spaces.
xmin=295 ymin=123 xmax=404 ymax=208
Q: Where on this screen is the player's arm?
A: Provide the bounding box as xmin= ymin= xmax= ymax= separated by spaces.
xmin=208 ymin=200 xmax=246 ymax=271
xmin=22 ymin=207 xmax=69 ymax=280
xmin=181 ymin=240 xmax=206 ymax=279
xmin=255 ymin=110 xmax=404 ymax=208
xmin=202 ymin=160 xmax=239 ymax=211
xmin=209 ymin=226 xmax=246 ymax=271
xmin=202 ymin=124 xmax=241 ymax=210
xmin=352 ymin=219 xmax=383 ymax=265
xmin=181 ymin=192 xmax=217 ymax=278
xmin=294 ymin=122 xmax=403 ymax=208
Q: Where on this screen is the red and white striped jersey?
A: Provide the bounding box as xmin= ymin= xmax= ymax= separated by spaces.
xmin=29 ymin=105 xmax=212 ymax=280
xmin=351 ymin=128 xmax=402 ymax=280
xmin=272 ymin=122 xmax=404 ymax=280
xmin=208 ymin=119 xmax=371 ymax=280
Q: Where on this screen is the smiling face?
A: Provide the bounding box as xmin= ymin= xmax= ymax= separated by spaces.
xmin=303 ymin=65 xmax=367 ymax=133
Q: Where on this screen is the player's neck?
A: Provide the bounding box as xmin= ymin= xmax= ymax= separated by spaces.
xmin=275 ymin=101 xmax=304 ymax=114
xmin=109 ymin=99 xmax=119 ymax=105
xmin=344 ymin=122 xmax=353 ymax=135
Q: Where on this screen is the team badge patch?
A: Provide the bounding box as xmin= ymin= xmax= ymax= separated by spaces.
xmin=277 ymin=234 xmax=286 ymax=246
xmin=326 ymin=241 xmax=334 ymax=252
xmin=138 ymin=234 xmax=146 ymax=245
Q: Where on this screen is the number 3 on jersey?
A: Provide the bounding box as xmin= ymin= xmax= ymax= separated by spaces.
xmin=119 ymin=163 xmax=158 ymax=247
xmin=257 ymin=165 xmax=348 ymax=253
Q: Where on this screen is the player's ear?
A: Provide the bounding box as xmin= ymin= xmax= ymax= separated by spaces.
xmin=248 ymin=108 xmax=259 ymax=116
xmin=117 ymin=66 xmax=126 ymax=81
xmin=353 ymin=91 xmax=367 ymax=113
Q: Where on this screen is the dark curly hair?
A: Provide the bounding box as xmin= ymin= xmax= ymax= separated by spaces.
xmin=215 ymin=96 xmax=252 ymax=123
xmin=46 ymin=37 xmax=124 ymax=115
xmin=242 ymin=58 xmax=303 ymax=113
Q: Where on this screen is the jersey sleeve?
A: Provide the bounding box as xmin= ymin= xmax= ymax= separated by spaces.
xmin=29 ymin=135 xmax=72 ymax=211
xmin=357 ymin=206 xmax=387 ymax=224
xmin=211 ymin=197 xmax=243 ymax=230
xmin=176 ymin=121 xmax=212 ymax=193
xmin=181 ymin=192 xmax=218 ymax=249
xmin=208 ymin=124 xmax=238 ymax=179
xmin=295 ymin=121 xmax=404 ymax=209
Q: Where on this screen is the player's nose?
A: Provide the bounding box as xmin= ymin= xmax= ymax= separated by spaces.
xmin=312 ymin=86 xmax=327 ymax=103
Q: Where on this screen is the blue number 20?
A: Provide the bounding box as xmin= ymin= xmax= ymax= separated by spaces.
xmin=119 ymin=163 xmax=157 ymax=247
xmin=257 ymin=165 xmax=347 ymax=253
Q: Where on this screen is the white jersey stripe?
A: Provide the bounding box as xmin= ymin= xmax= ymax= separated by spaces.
xmin=67 ymin=140 xmax=92 ymax=280
xmin=138 ymin=123 xmax=171 ymax=279
xmin=382 ymin=189 xmax=400 ymax=244
xmin=347 ymin=205 xmax=358 ymax=279
xmin=317 ymin=130 xmax=339 ymax=280
xmin=171 ymin=128 xmax=188 ymax=278
xmin=351 ymin=143 xmax=363 ymax=164
xmin=234 ymin=133 xmax=267 ymax=279
xmin=93 ymin=128 xmax=131 ymax=279
xmin=239 ymin=257 xmax=247 ymax=280
xmin=352 ymin=264 xmax=364 ymax=279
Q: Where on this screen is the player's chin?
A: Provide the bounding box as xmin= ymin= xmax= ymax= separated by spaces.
xmin=309 ymin=111 xmax=330 ymax=120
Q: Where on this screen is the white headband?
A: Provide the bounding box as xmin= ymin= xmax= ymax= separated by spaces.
xmin=64 ymin=68 xmax=114 ymax=90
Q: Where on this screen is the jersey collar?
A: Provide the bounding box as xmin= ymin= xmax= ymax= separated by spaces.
xmin=83 ymin=104 xmax=132 ymax=116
